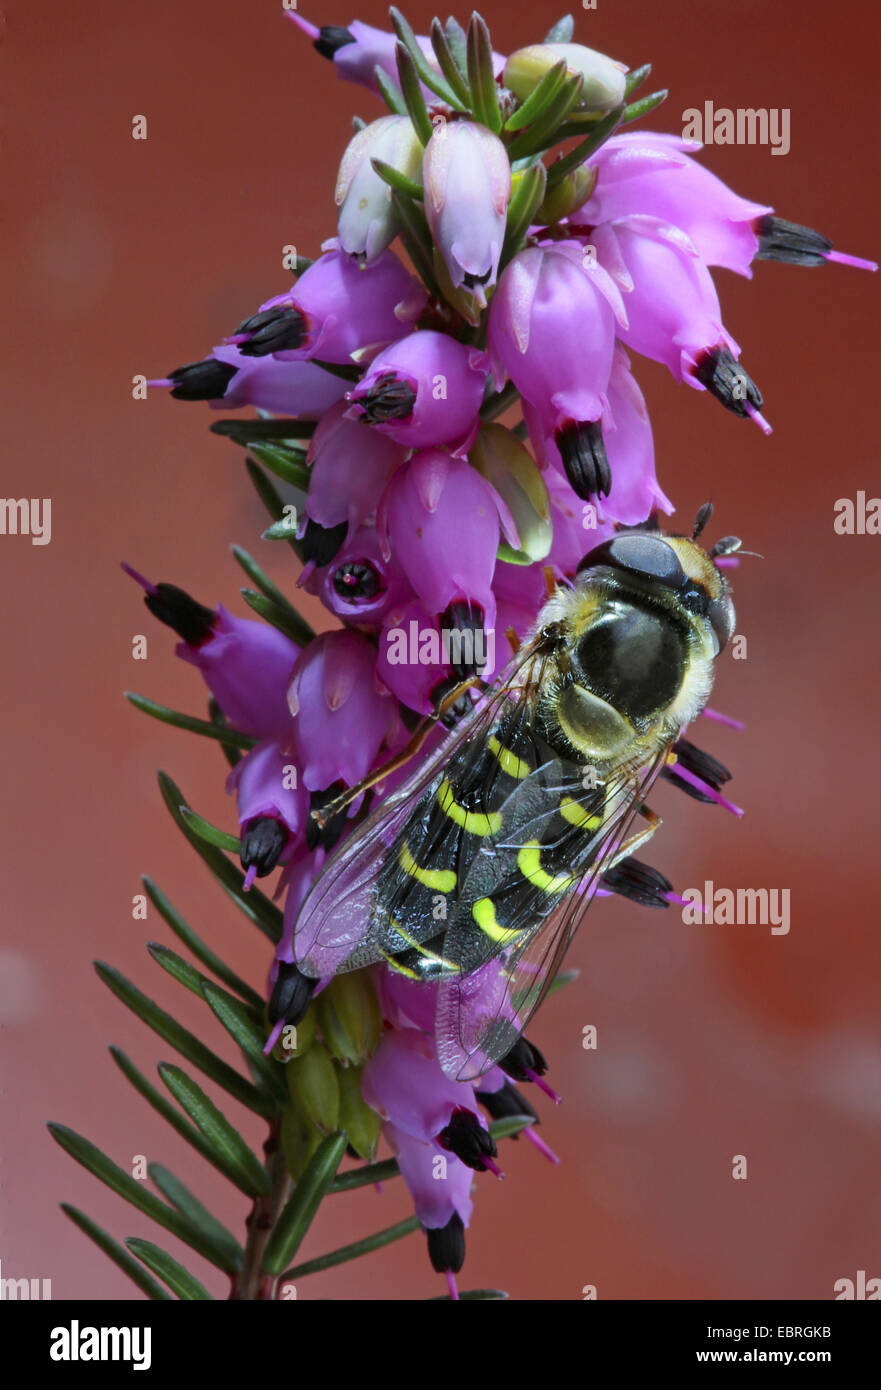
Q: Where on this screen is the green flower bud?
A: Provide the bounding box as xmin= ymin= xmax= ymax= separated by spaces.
xmin=536 ymin=164 xmax=597 ymax=225
xmin=280 ymin=1105 xmax=322 ymax=1182
xmin=337 ymin=1065 xmax=382 ymax=1162
xmin=315 ymin=971 xmax=383 ymax=1066
xmin=286 ymin=1040 xmax=340 ymax=1135
xmin=470 ymin=423 xmax=553 ymax=565
xmin=504 ymin=42 xmax=627 ymax=113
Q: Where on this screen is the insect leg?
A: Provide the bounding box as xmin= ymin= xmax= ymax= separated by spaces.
xmin=605 ymin=806 xmax=662 ymax=868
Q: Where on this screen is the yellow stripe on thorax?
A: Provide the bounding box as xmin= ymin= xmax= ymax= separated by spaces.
xmin=559 ymin=796 xmax=604 ymax=832
xmin=437 ymin=778 xmax=502 ymax=837
xmin=488 ymin=734 xmax=531 ymax=780
xmin=399 ymin=841 xmax=456 ymax=894
xmin=517 ymin=840 xmax=576 ymax=894
xmin=472 ymin=896 xmax=521 ymax=945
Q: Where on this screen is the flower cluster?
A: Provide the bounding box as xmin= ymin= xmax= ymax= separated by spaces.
xmin=137 ymin=9 xmax=874 ymax=1296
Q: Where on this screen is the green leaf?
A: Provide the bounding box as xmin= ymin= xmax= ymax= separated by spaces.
xmin=94 ymin=961 xmax=272 ymax=1117
xmin=329 ymin=1156 xmax=401 ymax=1194
xmin=373 ymin=63 xmax=407 ymax=116
xmin=126 ymin=1239 xmax=215 ymax=1300
xmin=371 ymin=156 xmax=424 ymax=201
xmin=48 ymin=1124 xmax=240 ymax=1271
xmin=124 ymin=693 xmax=255 ymax=750
xmin=261 ymin=515 xmax=299 ymax=542
xmin=208 ymin=699 xmax=242 ymax=769
xmin=428 ymin=19 xmax=471 ymax=107
xmin=506 ymin=72 xmax=583 ymax=160
xmin=262 ymin=1131 xmax=347 ymax=1274
xmin=245 ymin=459 xmax=301 ymax=561
xmin=279 ymin=1215 xmax=419 ymax=1282
xmin=544 ymin=14 xmax=575 ymax=43
xmin=429 ymin=1287 xmax=509 ymax=1300
xmin=230 ymin=546 xmax=314 ymax=643
xmin=158 ymin=1063 xmax=271 ymax=1196
xmin=142 ymin=878 xmax=262 ymax=1008
xmin=61 ymin=1204 xmax=172 ymax=1301
xmin=109 ymin=1048 xmax=263 ymax=1197
xmin=210 ymin=417 xmax=316 ymax=443
xmin=622 ymin=88 xmax=669 ymax=125
xmin=488 ymin=1114 xmax=535 ymax=1141
xmin=624 ymin=62 xmax=652 ymax=98
xmin=546 ymin=967 xmax=580 ymax=998
xmin=147 ymin=941 xmax=218 ymax=1000
xmin=158 ymin=771 xmax=284 ymax=945
xmin=201 ymin=983 xmax=288 ymax=1109
xmin=443 ymin=16 xmax=468 ymax=76
xmin=466 ymin=12 xmax=502 ymax=133
xmin=178 ymin=807 xmax=240 ymax=855
xmin=479 ymin=380 xmax=520 ymax=423
xmin=245 ymin=442 xmax=310 ymax=490
xmin=310 ymin=358 xmax=363 ymax=383
xmin=390 ymin=189 xmax=442 ymax=299
xmin=395 ymin=42 xmax=434 ymax=146
xmin=148 ymin=1163 xmax=244 ymax=1272
xmin=389 ymin=6 xmax=465 ymax=111
xmin=499 ymin=162 xmax=547 ymax=270
xmin=503 ymin=59 xmax=567 ymax=133
xmin=545 ymin=103 xmax=624 ymax=186
xmin=240 ymin=587 xmax=310 ymax=647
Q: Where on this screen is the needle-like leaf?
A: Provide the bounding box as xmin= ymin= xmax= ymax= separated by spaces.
xmin=124 ymin=693 xmax=255 ymax=749
xmin=126 ymin=1239 xmax=215 ymax=1300
xmin=158 ymin=1064 xmax=271 ymax=1196
xmin=61 ymin=1205 xmax=172 ymax=1301
xmin=262 ymin=1132 xmax=348 ymax=1274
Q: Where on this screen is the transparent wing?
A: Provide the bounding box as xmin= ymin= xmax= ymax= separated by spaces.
xmin=293 ymin=640 xmax=546 ymax=978
xmin=435 ymin=746 xmax=671 ymax=1080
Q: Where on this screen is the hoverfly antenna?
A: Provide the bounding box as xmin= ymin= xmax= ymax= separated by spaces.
xmin=710 ymin=535 xmax=743 ymax=558
xmin=692 ymin=502 xmax=714 ymax=539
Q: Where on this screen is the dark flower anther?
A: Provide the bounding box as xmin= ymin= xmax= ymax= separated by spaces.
xmin=313 ymin=24 xmax=357 ymax=60
xmin=694 ymin=347 xmax=763 ymax=421
xmin=233 ymin=305 xmax=307 ymax=357
xmin=475 ymin=1080 xmax=539 ymax=1126
xmin=440 ymin=600 xmax=489 ymax=680
xmin=301 ymin=519 xmax=348 ymax=567
xmin=426 ymin=1212 xmax=466 ymax=1277
xmin=306 ymin=784 xmax=349 ymax=853
xmin=754 ymin=215 xmax=833 ymax=268
xmin=600 ymin=855 xmax=674 ymax=909
xmin=268 ymin=962 xmax=316 ymax=1028
xmin=356 ymin=371 xmax=417 ymax=424
xmin=332 ymin=560 xmax=381 ymax=602
xmin=499 ymin=1036 xmax=561 ymax=1102
xmin=555 ymin=419 xmax=611 ymax=500
xmin=240 ymin=815 xmax=288 ymax=878
xmin=437 ymin=1107 xmax=500 ymax=1174
xmin=430 ymin=676 xmax=473 ymax=729
xmin=167 ymin=358 xmax=238 ymax=401
xmin=663 ymin=737 xmax=731 ymax=802
xmin=144 ymin=583 xmax=217 ymax=646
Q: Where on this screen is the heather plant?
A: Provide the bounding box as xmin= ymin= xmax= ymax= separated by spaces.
xmin=50 ymin=9 xmax=874 ymax=1301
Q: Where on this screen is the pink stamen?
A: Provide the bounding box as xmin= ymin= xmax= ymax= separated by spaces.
xmin=664 ymin=891 xmax=694 ymax=909
xmin=223 ymin=333 xmax=252 ymax=347
xmin=525 ymin=1128 xmax=560 ymax=1165
xmin=445 ymin=1270 xmax=459 ymax=1301
xmin=263 ymin=1017 xmax=285 ymax=1057
xmin=243 ymin=864 xmax=258 ymax=892
xmin=670 ymin=763 xmax=744 ymax=817
xmin=482 ymin=1156 xmax=505 ymax=1180
xmin=374 ymin=1182 xmax=384 ymax=1195
xmin=145 ymin=377 xmax=175 ymax=390
xmin=714 ymin=556 xmax=740 ymax=569
xmin=701 ymin=706 xmax=746 ymax=731
xmin=744 ymin=401 xmax=773 ymax=436
xmin=120 ymin=562 xmax=159 ymax=597
xmin=825 ymin=250 xmax=878 ymax=273
xmin=284 ymin=12 xmax=321 ymax=41
xmin=526 ymin=1070 xmax=562 ymax=1104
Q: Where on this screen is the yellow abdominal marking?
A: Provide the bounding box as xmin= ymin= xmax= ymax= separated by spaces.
xmin=377 ymin=946 xmax=420 ymax=979
xmin=472 ymin=896 xmax=521 ymax=944
xmin=399 ymin=841 xmax=457 ymax=894
xmin=559 ymin=796 xmax=604 ymax=832
xmin=488 ymin=734 xmax=530 ymax=780
xmin=437 ymin=778 xmax=502 ymax=837
xmin=517 ymin=840 xmax=576 ymax=894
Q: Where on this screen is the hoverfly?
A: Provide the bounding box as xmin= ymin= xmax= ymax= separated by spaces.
xmin=288 ymin=508 xmax=738 ymax=1081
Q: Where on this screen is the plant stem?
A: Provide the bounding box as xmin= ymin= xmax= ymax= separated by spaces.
xmin=229 ymin=1122 xmax=292 ymax=1299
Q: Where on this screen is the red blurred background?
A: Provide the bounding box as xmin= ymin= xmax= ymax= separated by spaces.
xmin=2 ymin=0 xmax=880 ymax=1300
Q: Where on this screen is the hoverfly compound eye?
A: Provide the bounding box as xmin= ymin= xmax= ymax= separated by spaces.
xmin=576 ymin=534 xmax=686 ymax=589
xmin=708 ymin=595 xmax=736 ymax=655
